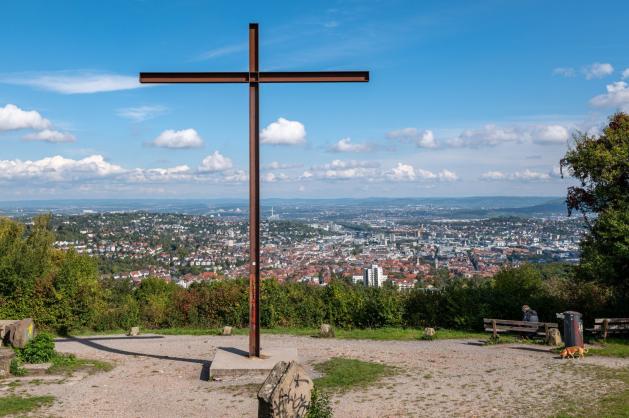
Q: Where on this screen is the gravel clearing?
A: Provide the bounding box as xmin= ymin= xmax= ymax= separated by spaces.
xmin=2 ymin=333 xmax=627 ymax=417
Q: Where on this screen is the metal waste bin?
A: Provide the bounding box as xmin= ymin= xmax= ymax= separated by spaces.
xmin=563 ymin=311 xmax=583 ymax=347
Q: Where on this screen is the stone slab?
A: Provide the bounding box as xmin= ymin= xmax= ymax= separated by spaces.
xmin=209 ymin=346 xmax=298 ymax=379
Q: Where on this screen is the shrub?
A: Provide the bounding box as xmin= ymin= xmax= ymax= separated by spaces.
xmin=16 ymin=333 xmax=55 ymax=363
xmin=10 ymin=357 xmax=27 ymax=376
xmin=307 ymin=387 xmax=333 ymax=418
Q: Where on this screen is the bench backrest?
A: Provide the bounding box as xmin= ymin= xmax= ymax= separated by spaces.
xmin=483 ymin=318 xmax=558 ymax=335
xmin=594 ymin=318 xmax=629 ymax=335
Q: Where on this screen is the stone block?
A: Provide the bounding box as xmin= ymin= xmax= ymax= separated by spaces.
xmin=424 ymin=327 xmax=436 ymax=337
xmin=222 ymin=326 xmax=233 ymax=336
xmin=128 ymin=326 xmax=140 ymax=336
xmin=319 ymin=324 xmax=334 ymax=338
xmin=0 ymin=348 xmax=16 ymax=378
xmin=546 ymin=328 xmax=562 ymax=346
xmin=258 ymin=361 xmax=313 ymax=418
xmin=3 ymin=318 xmax=35 ymax=349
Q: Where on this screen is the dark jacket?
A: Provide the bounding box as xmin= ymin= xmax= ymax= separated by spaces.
xmin=523 ymin=309 xmax=539 ymax=322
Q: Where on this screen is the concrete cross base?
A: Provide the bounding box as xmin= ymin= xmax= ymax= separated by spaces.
xmin=209 ymin=346 xmax=298 ymax=379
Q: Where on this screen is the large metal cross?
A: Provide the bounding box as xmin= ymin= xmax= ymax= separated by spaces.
xmin=140 ymin=23 xmax=369 ymax=358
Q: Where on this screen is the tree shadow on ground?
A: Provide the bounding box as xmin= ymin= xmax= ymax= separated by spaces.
xmin=56 ymin=335 xmax=212 ymax=381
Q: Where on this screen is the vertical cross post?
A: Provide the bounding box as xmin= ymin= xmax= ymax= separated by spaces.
xmin=248 ymin=23 xmax=261 ymax=358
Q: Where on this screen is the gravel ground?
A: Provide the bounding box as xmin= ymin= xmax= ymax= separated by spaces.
xmin=2 ymin=333 xmax=628 ymax=417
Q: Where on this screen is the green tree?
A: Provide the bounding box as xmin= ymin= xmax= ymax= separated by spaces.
xmin=561 ymin=112 xmax=629 ymax=300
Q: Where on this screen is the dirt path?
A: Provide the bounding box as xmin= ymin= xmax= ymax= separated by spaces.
xmin=2 ymin=334 xmax=627 ymax=417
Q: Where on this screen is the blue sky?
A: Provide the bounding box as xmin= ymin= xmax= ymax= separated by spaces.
xmin=1 ymin=0 xmax=628 ymax=199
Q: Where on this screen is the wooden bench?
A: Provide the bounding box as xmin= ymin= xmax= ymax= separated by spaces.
xmin=483 ymin=318 xmax=558 ymax=339
xmin=590 ymin=318 xmax=629 ymax=339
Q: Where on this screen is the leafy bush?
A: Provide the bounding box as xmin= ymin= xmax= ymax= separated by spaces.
xmin=307 ymin=387 xmax=333 ymax=418
xmin=10 ymin=358 xmax=27 ymax=376
xmin=16 ymin=333 xmax=55 ymax=363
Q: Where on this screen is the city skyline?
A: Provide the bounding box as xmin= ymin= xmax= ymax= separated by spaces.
xmin=1 ymin=0 xmax=628 ymax=199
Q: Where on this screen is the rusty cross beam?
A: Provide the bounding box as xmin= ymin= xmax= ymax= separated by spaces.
xmin=140 ymin=23 xmax=369 ymax=358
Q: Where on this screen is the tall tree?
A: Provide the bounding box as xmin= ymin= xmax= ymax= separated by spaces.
xmin=560 ymin=112 xmax=629 ymax=298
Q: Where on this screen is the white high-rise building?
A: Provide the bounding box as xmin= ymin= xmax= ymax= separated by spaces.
xmin=362 ymin=264 xmax=388 ymax=287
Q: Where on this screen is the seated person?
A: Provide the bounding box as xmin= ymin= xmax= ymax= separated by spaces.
xmin=522 ymin=305 xmax=539 ymax=322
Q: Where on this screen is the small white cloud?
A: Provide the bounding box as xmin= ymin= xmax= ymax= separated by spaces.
xmin=0 ymin=104 xmax=51 ymax=131
xmin=531 ymin=125 xmax=570 ymax=145
xmin=198 ymin=151 xmax=233 ymax=172
xmin=0 ymin=71 xmax=143 ymax=94
xmin=623 ymin=68 xmax=629 ymax=80
xmin=330 ymin=137 xmax=372 ymax=153
xmin=590 ymin=81 xmax=629 ymax=111
xmin=263 ymin=161 xmax=302 ymax=170
xmin=480 ymin=171 xmax=507 ymax=181
xmin=553 ymin=67 xmax=576 ymax=77
xmin=449 ymin=124 xmax=519 ymax=147
xmin=438 ymin=169 xmax=458 ymax=182
xmin=480 ymin=169 xmax=552 ymax=181
xmin=127 ymin=165 xmax=192 ymax=183
xmin=152 ymin=129 xmax=203 ymax=149
xmin=583 ymin=62 xmax=614 ymax=80
xmin=117 ymin=105 xmax=168 ymax=122
xmin=261 ymin=117 xmax=306 ymax=145
xmin=0 ymin=155 xmax=124 ymax=182
xmin=23 ymin=129 xmax=76 ymax=143
xmin=262 ymin=172 xmax=289 ymax=183
xmin=222 ymin=169 xmax=247 ymax=182
xmin=387 ymin=128 xmax=438 ymax=148
xmin=387 ymin=163 xmax=417 ymax=181
xmin=417 ymin=130 xmax=437 ymax=148
xmin=450 ymin=124 xmax=571 ymax=147
xmin=196 ymin=43 xmax=247 ymax=61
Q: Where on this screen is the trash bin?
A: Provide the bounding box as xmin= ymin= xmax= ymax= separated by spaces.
xmin=563 ymin=311 xmax=583 ymax=347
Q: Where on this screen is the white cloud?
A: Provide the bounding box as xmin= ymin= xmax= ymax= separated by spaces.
xmin=449 ymin=124 xmax=519 ymax=147
xmin=623 ymin=68 xmax=629 ymax=80
xmin=590 ymin=81 xmax=629 ymax=111
xmin=583 ymin=62 xmax=614 ymax=79
xmin=0 ymin=155 xmax=124 ymax=182
xmin=117 ymin=105 xmax=168 ymax=122
xmin=198 ymin=151 xmax=233 ymax=172
xmin=262 ymin=172 xmax=289 ymax=183
xmin=261 ymin=117 xmax=306 ymax=145
xmin=513 ymin=169 xmax=551 ymax=181
xmin=127 ymin=165 xmax=192 ymax=183
xmin=387 ymin=128 xmax=438 ymax=148
xmin=314 ymin=160 xmax=379 ymax=170
xmin=449 ymin=124 xmax=570 ymax=147
xmin=553 ymin=67 xmax=576 ymax=77
xmin=480 ymin=171 xmax=507 ymax=181
xmin=307 ymin=160 xmax=379 ymax=180
xmin=330 ymin=137 xmax=372 ymax=153
xmin=387 ymin=163 xmax=417 ymax=181
xmin=263 ymin=161 xmax=302 ymax=170
xmin=23 ymin=129 xmax=76 ymax=143
xmin=222 ymin=169 xmax=248 ymax=182
xmin=0 ymin=104 xmax=51 ymax=131
xmin=480 ymin=169 xmax=552 ymax=182
xmin=438 ymin=169 xmax=458 ymax=182
xmin=530 ymin=125 xmax=570 ymax=145
xmin=152 ymin=129 xmax=203 ymax=149
xmin=386 ymin=164 xmax=457 ymax=182
xmin=417 ymin=130 xmax=437 ymax=148
xmin=197 ymin=43 xmax=247 ymax=61
xmin=0 ymin=71 xmax=143 ymax=94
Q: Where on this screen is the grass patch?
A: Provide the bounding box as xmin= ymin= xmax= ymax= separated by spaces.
xmin=552 ymin=366 xmax=629 ymax=417
xmin=313 ymin=357 xmax=395 ymax=393
xmin=0 ymin=395 xmax=55 ymax=417
xmin=47 ymin=353 xmax=113 ymax=375
xmin=588 ymin=338 xmax=629 ymax=358
xmin=148 ymin=327 xmax=487 ymax=341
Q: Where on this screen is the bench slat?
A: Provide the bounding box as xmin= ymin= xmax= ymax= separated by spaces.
xmin=483 ymin=319 xmax=557 ymax=327
xmin=594 ymin=318 xmax=629 ymax=324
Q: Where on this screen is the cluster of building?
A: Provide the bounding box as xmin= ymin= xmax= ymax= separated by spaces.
xmin=50 ymin=211 xmax=584 ymax=290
